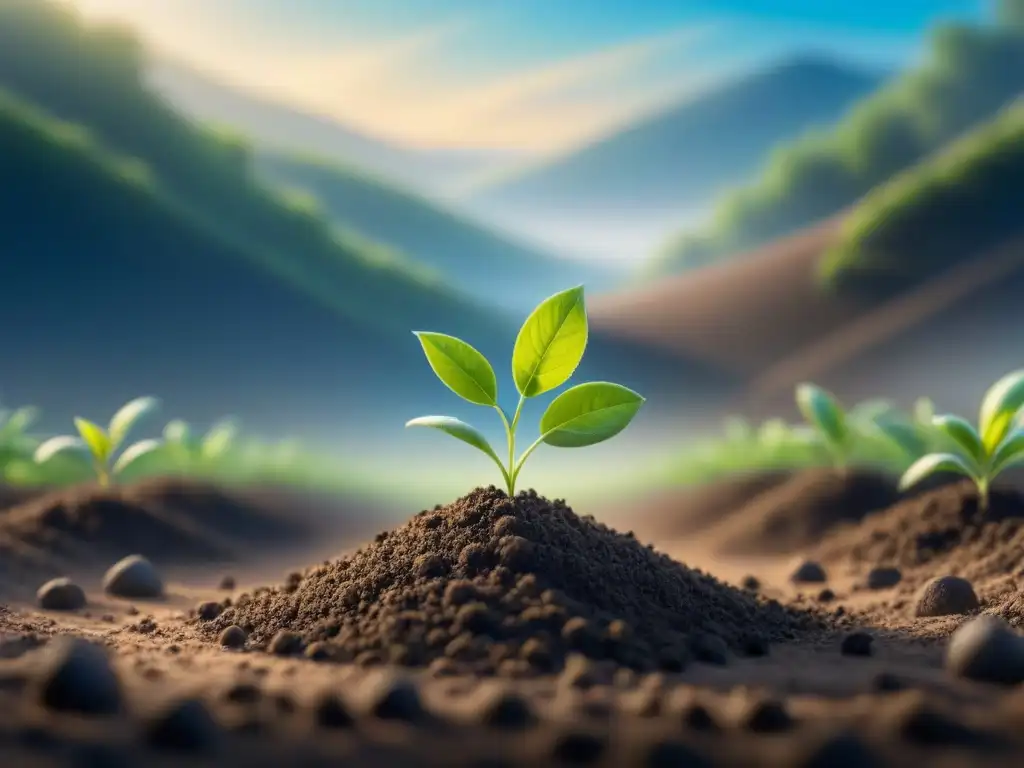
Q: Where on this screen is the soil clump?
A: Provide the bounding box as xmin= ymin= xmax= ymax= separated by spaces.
xmin=204 ymin=487 xmax=822 ymax=675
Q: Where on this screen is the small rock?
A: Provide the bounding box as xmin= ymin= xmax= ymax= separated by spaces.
xmin=479 ymin=689 xmax=535 ymax=730
xmin=914 ymin=576 xmax=979 ymax=617
xmin=841 ymin=632 xmax=874 ymax=657
xmin=219 ymin=575 xmax=236 ymax=590
xmin=817 ymin=588 xmax=835 ymax=603
xmin=36 ymin=578 xmax=86 ymax=611
xmin=741 ymin=575 xmax=760 ymax=591
xmin=145 ymin=698 xmax=221 ymax=752
xmin=681 ymin=701 xmax=718 ymax=731
xmin=945 ymin=615 xmax=1024 ymax=685
xmin=367 ymin=676 xmax=425 ymax=722
xmin=267 ymin=631 xmax=303 ymax=656
xmin=866 ymin=566 xmax=902 ymax=590
xmin=739 ymin=697 xmax=795 ymax=733
xmin=219 ymin=625 xmax=248 ymax=649
xmin=103 ymin=555 xmax=163 ymax=599
xmin=35 ymin=636 xmax=122 ymax=716
xmin=195 ymin=602 xmax=223 ymax=621
xmin=790 ymin=560 xmax=827 ymax=584
xmin=314 ymin=693 xmax=355 ymax=729
xmin=305 ymin=642 xmax=332 ymax=661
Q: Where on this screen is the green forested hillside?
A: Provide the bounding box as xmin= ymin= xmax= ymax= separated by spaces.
xmin=655 ymin=1 xmax=1024 ymax=273
xmin=819 ymin=100 xmax=1024 ymax=295
xmin=254 ymin=150 xmax=605 ymax=310
xmin=0 ymin=0 xmax=499 ymax=336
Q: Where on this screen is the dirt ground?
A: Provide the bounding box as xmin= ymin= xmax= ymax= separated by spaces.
xmin=4 ymin=472 xmax=1024 ymax=767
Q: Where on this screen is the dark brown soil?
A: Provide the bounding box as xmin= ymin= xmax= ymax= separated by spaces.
xmin=204 ymin=487 xmax=822 ymax=674
xmin=0 ymin=477 xmax=361 ymax=583
xmin=0 ymin=484 xmax=41 ymax=513
xmin=705 ymin=468 xmax=903 ymax=555
xmin=813 ymin=480 xmax=1024 ymax=571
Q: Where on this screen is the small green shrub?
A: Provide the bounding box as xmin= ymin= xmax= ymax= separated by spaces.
xmin=407 ymin=286 xmax=645 ymax=496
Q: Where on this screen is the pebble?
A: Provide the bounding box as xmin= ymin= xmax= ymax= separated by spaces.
xmin=865 ymin=566 xmax=902 ymax=590
xmin=945 ymin=614 xmax=1024 ymax=685
xmin=790 ymin=560 xmax=827 ymax=584
xmin=219 ymin=625 xmax=248 ymax=649
xmin=195 ymin=601 xmax=223 ymax=621
xmin=479 ymin=689 xmax=535 ymax=730
xmin=367 ymin=675 xmax=425 ymax=722
xmin=35 ymin=636 xmax=122 ymax=716
xmin=314 ymin=693 xmax=355 ymax=729
xmin=841 ymin=632 xmax=874 ymax=657
xmin=914 ymin=576 xmax=980 ymax=617
xmin=36 ymin=577 xmax=86 ymax=611
xmin=144 ymin=698 xmax=222 ymax=752
xmin=103 ymin=555 xmax=164 ymax=599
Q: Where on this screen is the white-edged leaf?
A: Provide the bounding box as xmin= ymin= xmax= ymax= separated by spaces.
xmin=112 ymin=438 xmax=165 ymax=476
xmin=898 ymin=453 xmax=976 ymax=492
xmin=108 ymin=396 xmax=160 ymax=449
xmin=795 ymin=383 xmax=847 ymax=446
xmin=874 ymin=421 xmax=927 ymax=457
xmin=979 ymin=370 xmax=1024 ymax=453
xmin=201 ymin=419 xmax=238 ymax=459
xmin=414 ymin=332 xmax=498 ymax=407
xmin=932 ymin=415 xmax=985 ymax=466
xmin=512 ymin=285 xmax=588 ymax=398
xmin=539 ymin=382 xmax=644 ymax=448
xmin=849 ymin=398 xmax=896 ymax=424
xmin=0 ymin=406 xmax=38 ymax=439
xmin=163 ymin=419 xmax=191 ymax=445
xmin=990 ymin=428 xmax=1024 ymax=476
xmin=74 ymin=417 xmax=112 ymax=462
xmin=405 ymin=416 xmax=504 ymax=468
xmin=33 ymin=435 xmax=91 ymax=464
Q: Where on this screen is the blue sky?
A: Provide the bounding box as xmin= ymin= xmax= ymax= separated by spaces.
xmin=71 ymin=0 xmax=989 ymax=151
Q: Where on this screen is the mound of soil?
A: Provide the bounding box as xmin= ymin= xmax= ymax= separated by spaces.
xmin=0 ymin=477 xmax=337 ymax=580
xmin=629 ymin=470 xmax=794 ymax=541
xmin=206 ymin=487 xmax=821 ymax=676
xmin=813 ymin=480 xmax=1024 ymax=589
xmin=0 ymin=485 xmax=40 ymax=513
xmin=707 ymin=468 xmax=903 ymax=555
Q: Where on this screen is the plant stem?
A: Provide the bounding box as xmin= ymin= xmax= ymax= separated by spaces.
xmin=96 ymin=463 xmax=110 ymax=488
xmin=978 ymin=477 xmax=990 ymax=512
xmin=510 ymin=432 xmax=547 ymax=491
xmin=505 ymin=396 xmax=526 ymax=497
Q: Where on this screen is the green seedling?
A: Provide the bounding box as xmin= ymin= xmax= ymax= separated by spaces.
xmin=163 ymin=418 xmax=238 ymax=471
xmin=899 ymin=369 xmax=1024 ymax=511
xmin=406 ymin=285 xmax=645 ymax=497
xmin=794 ymin=383 xmax=855 ymax=469
xmin=33 ymin=396 xmax=162 ymax=487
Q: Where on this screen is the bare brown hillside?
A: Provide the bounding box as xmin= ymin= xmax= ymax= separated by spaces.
xmin=589 ymin=216 xmax=851 ymax=377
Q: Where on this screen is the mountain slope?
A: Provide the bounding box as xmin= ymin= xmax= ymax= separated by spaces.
xmin=656 ymin=11 xmax=1024 ymax=274
xmin=469 ymin=56 xmax=882 ymax=217
xmin=255 ymin=150 xmax=616 ymax=311
xmin=148 ymin=58 xmax=523 ymax=195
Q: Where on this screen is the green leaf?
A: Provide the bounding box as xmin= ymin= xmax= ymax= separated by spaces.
xmin=414 ymin=332 xmax=497 ymax=406
xmin=108 ymin=396 xmax=160 ymax=450
xmin=898 ymin=452 xmax=976 ymax=492
xmin=979 ymin=370 xmax=1024 ymax=453
xmin=932 ymin=415 xmax=985 ymax=466
xmin=795 ymin=383 xmax=847 ymax=446
xmin=74 ymin=418 xmax=112 ymax=463
xmin=112 ymin=438 xmax=165 ymax=476
xmin=33 ymin=435 xmax=90 ymax=464
xmin=201 ymin=419 xmax=237 ymax=459
xmin=163 ymin=419 xmax=192 ymax=445
xmin=914 ymin=396 xmax=935 ymax=425
xmin=990 ymin=428 xmax=1024 ymax=476
xmin=0 ymin=406 xmax=38 ymax=439
xmin=849 ymin=398 xmax=895 ymax=424
xmin=539 ymin=382 xmax=644 ymax=448
xmin=405 ymin=416 xmax=506 ymax=473
xmin=512 ymin=285 xmax=588 ymax=398
xmin=874 ymin=421 xmax=926 ymax=457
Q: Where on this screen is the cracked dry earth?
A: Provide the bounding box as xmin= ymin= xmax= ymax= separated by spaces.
xmin=4 ymin=480 xmax=1024 ymax=766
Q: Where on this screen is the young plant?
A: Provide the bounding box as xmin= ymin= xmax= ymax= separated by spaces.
xmin=406 ymin=285 xmax=645 ymax=497
xmin=33 ymin=396 xmax=163 ymax=486
xmin=794 ymin=383 xmax=854 ymax=469
xmin=899 ymin=369 xmax=1024 ymax=511
xmin=163 ymin=418 xmax=238 ymax=472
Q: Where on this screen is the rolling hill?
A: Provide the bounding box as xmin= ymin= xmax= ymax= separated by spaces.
xmin=592 ymin=97 xmax=1024 ymax=429
xmin=147 ymin=58 xmax=524 ymax=195
xmin=253 ymin=150 xmax=617 ymax=312
xmin=0 ymin=0 xmax=696 ymax=449
xmin=655 ymin=8 xmax=1024 ymax=274
xmin=459 ymin=55 xmax=883 ymax=261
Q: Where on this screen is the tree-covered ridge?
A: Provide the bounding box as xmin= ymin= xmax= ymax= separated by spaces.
xmin=654 ymin=0 xmax=1024 ymax=274
xmin=0 ymin=0 xmax=501 ymax=336
xmin=819 ymin=99 xmax=1024 ymax=296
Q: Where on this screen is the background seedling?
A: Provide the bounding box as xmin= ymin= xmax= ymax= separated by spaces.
xmin=162 ymin=418 xmax=238 ymax=473
xmin=406 ymin=285 xmax=645 ymax=496
xmin=898 ymin=369 xmax=1024 ymax=510
xmin=33 ymin=396 xmax=163 ymax=487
